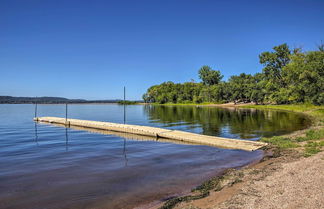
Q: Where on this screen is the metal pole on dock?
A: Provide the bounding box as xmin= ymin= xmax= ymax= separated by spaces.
xmin=34 ymin=97 xmax=38 ymax=119
xmin=123 ymin=86 xmax=128 ymax=165
xmin=65 ymin=103 xmax=68 ymax=126
xmin=123 ymin=86 xmax=126 ymax=124
xmin=124 ymin=86 xmax=126 ymax=102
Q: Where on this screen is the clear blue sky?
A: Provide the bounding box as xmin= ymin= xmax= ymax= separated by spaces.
xmin=1 ymin=0 xmax=323 ymax=100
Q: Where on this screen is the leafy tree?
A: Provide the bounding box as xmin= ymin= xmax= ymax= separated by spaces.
xmin=228 ymin=73 xmax=253 ymax=103
xmin=259 ymin=43 xmax=292 ymax=103
xmin=259 ymin=43 xmax=291 ymax=84
xmin=198 ymin=65 xmax=223 ymax=86
xmin=250 ymin=73 xmax=266 ymax=104
xmin=283 ymin=50 xmax=324 ymax=105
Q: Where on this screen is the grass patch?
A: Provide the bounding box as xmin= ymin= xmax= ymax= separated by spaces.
xmin=261 ymin=128 xmax=324 ymax=157
xmin=295 ymin=136 xmax=311 ymax=142
xmin=261 ymin=136 xmax=299 ymax=149
xmin=304 ymin=147 xmax=321 ymax=157
xmin=295 ymin=128 xmax=324 ymax=156
xmin=303 ymin=139 xmax=324 ymax=157
xmin=305 ymin=141 xmax=324 ymax=147
xmin=305 ymin=129 xmax=324 ymax=140
xmin=294 ymin=129 xmax=324 ymax=142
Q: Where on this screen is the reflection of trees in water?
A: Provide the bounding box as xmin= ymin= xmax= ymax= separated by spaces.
xmin=144 ymin=106 xmax=310 ymax=139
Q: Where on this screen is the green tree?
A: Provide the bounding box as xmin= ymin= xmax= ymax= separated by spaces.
xmin=228 ymin=73 xmax=253 ymax=103
xmin=198 ymin=65 xmax=223 ymax=86
xmin=259 ymin=43 xmax=291 ymax=85
xmin=259 ymin=43 xmax=292 ymax=103
xmin=283 ymin=49 xmax=324 ymax=105
xmin=250 ymin=73 xmax=266 ymax=104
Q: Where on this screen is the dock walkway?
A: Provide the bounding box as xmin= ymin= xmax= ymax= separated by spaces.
xmin=34 ymin=117 xmax=267 ymax=151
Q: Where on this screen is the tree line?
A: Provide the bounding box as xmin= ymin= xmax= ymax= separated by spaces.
xmin=143 ymin=43 xmax=324 ymax=105
xmin=0 ymin=96 xmax=124 ymax=104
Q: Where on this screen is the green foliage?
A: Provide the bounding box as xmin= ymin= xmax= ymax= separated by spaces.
xmin=227 ymin=73 xmax=256 ymax=103
xmin=143 ymin=43 xmax=324 ymax=106
xmin=304 ymin=140 xmax=324 ymax=157
xmin=261 ymin=136 xmax=299 ymax=149
xmin=198 ymin=65 xmax=223 ymax=86
xmin=305 ymin=129 xmax=324 ymax=140
xmin=261 ymin=125 xmax=324 ymax=157
xmin=283 ymin=51 xmax=324 ymax=105
xmin=304 ymin=147 xmax=321 ymax=157
xmin=293 ymin=129 xmax=324 ymax=142
xmin=118 ymin=100 xmax=138 ymax=105
xmin=305 ymin=140 xmax=324 ymax=148
xmin=258 ymin=43 xmax=291 ymax=103
xmin=295 ymin=136 xmax=312 ymax=142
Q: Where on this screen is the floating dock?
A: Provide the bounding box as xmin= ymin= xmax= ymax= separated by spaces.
xmin=34 ymin=117 xmax=267 ymax=151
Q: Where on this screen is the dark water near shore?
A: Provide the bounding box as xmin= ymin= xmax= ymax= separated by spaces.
xmin=0 ymin=104 xmax=310 ymax=209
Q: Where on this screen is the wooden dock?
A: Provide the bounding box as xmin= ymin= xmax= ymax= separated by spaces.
xmin=34 ymin=117 xmax=267 ymax=151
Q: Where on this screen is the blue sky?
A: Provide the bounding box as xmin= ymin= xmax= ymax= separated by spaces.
xmin=1 ymin=0 xmax=323 ymax=100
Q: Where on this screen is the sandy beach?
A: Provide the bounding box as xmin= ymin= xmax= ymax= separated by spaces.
xmin=169 ymin=149 xmax=324 ymax=209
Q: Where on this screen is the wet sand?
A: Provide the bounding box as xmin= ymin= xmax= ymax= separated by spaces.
xmin=171 ymin=150 xmax=324 ymax=209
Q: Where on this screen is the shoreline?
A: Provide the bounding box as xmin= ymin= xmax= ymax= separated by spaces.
xmin=143 ymin=104 xmax=324 ymax=209
xmin=171 ymin=149 xmax=324 ymax=209
xmin=139 ymin=151 xmax=269 ymax=209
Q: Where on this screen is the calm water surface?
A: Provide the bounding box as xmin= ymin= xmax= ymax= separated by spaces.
xmin=0 ymin=104 xmax=310 ymax=209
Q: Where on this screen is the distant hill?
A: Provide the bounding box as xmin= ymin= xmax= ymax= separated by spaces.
xmin=0 ymin=96 xmax=122 ymax=104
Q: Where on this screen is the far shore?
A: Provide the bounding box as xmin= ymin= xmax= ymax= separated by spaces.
xmin=0 ymin=102 xmax=136 ymax=105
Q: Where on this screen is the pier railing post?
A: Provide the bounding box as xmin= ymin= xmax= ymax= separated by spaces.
xmin=123 ymin=86 xmax=126 ymax=124
xmin=65 ymin=103 xmax=69 ymax=127
xmin=34 ymin=97 xmax=38 ymax=121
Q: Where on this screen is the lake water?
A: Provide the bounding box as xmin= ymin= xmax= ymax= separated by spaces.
xmin=0 ymin=104 xmax=310 ymax=209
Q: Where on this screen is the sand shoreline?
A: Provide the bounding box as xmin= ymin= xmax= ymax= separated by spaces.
xmin=171 ymin=149 xmax=324 ymax=209
xmin=144 ymin=144 xmax=323 ymax=209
